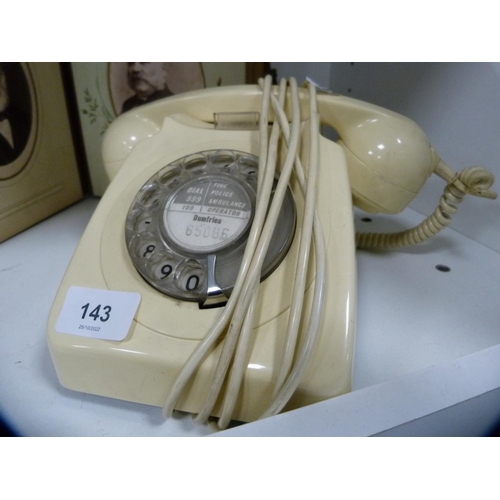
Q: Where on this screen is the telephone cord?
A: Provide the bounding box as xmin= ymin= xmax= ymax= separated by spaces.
xmin=216 ymin=82 xmax=289 ymax=428
xmin=192 ymin=79 xmax=291 ymax=424
xmin=163 ymin=77 xmax=325 ymax=427
xmin=217 ymin=80 xmax=325 ymax=428
xmin=258 ymin=82 xmax=326 ymax=419
xmin=356 ymin=165 xmax=497 ymax=250
xmin=217 ymin=282 xmax=260 ymax=429
xmin=259 ymin=213 xmax=326 ymax=419
xmin=162 ymin=76 xmax=276 ymax=419
xmin=261 ymin=81 xmax=322 ymax=397
xmin=217 ymin=81 xmax=325 ymax=427
xmin=194 ymin=78 xmax=302 ymax=424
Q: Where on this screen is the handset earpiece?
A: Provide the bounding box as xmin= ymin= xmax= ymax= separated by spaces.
xmin=102 ymin=112 xmax=162 ymax=181
xmin=317 ymin=93 xmax=438 ymax=214
xmin=316 ymin=93 xmax=497 ymax=248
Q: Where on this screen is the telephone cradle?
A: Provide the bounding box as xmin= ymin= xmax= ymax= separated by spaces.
xmin=47 ymin=79 xmax=496 ymax=427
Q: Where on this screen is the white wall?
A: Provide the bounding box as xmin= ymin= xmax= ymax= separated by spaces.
xmin=271 ymin=62 xmax=500 ymax=252
xmin=271 ymin=62 xmax=332 ymax=90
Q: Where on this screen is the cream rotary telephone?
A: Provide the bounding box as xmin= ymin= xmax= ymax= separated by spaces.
xmin=47 ymin=77 xmax=496 ymax=429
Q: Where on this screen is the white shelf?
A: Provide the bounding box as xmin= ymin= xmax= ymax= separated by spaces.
xmin=1 ymin=198 xmax=499 ymax=436
xmin=352 ymin=208 xmax=500 ymax=390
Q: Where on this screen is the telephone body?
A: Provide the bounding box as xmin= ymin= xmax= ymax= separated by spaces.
xmin=47 ymin=84 xmax=470 ymax=422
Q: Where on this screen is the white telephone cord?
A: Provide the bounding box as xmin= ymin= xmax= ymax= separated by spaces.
xmin=356 ymin=163 xmax=496 ymax=249
xmin=197 ymin=79 xmax=291 ymax=425
xmin=192 ymin=78 xmax=295 ymax=424
xmin=163 ymin=77 xmax=326 ymax=429
xmin=217 ymin=81 xmax=325 ymax=427
xmin=162 ymin=75 xmax=276 ymax=419
xmin=216 ymin=80 xmax=292 ymax=427
xmin=193 ymin=77 xmax=303 ymax=423
xmin=258 ymin=82 xmax=326 ymax=420
xmin=257 ymin=79 xmax=323 ymax=399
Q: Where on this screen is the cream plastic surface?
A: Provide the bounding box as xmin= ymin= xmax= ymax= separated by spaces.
xmin=103 ymin=85 xmax=440 ymax=214
xmin=47 ymin=103 xmax=356 ymax=421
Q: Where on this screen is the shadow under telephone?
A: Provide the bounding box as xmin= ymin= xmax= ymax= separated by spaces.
xmin=47 ymin=77 xmax=496 ymax=429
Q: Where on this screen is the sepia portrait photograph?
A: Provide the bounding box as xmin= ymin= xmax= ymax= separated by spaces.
xmin=0 ymin=62 xmax=37 ymax=179
xmin=73 ymin=62 xmax=246 ymax=195
xmin=109 ymin=62 xmax=205 ymax=115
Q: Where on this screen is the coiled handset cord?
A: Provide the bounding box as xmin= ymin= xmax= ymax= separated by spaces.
xmin=356 ymin=160 xmax=497 ymax=250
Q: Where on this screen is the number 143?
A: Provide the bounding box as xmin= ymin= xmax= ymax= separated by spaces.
xmin=81 ymin=303 xmax=112 ymax=322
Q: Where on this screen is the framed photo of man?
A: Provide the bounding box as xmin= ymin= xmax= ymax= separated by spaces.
xmin=0 ymin=63 xmax=82 ymax=243
xmin=109 ymin=62 xmax=205 ymax=115
xmin=71 ymin=62 xmax=264 ymax=196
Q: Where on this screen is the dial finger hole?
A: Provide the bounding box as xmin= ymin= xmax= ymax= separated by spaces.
xmin=237 ymin=155 xmax=259 ymax=177
xmin=138 ymin=183 xmax=162 ymax=208
xmin=211 ymin=150 xmax=237 ymax=173
xmin=183 ymin=153 xmax=207 ymax=175
xmin=135 ymin=239 xmax=157 ymax=260
xmin=135 ymin=214 xmax=153 ymax=233
xmin=126 ymin=208 xmax=144 ymax=232
xmin=157 ymin=166 xmax=182 ymax=191
xmin=176 ymin=260 xmax=206 ymax=293
xmin=151 ymin=257 xmax=177 ymax=281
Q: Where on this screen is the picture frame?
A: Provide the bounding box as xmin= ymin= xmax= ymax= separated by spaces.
xmin=71 ymin=63 xmax=263 ymax=196
xmin=0 ymin=63 xmax=83 ymax=243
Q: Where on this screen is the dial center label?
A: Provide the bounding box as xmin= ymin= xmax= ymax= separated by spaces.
xmin=164 ymin=177 xmax=252 ymax=253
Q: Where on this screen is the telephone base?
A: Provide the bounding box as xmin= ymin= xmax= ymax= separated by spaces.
xmin=47 ymin=115 xmax=356 ymax=423
xmin=49 ymin=323 xmax=353 ymax=422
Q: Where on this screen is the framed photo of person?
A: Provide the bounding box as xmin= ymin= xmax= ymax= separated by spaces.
xmin=71 ymin=62 xmax=260 ymax=196
xmin=109 ymin=62 xmax=205 ymax=115
xmin=0 ymin=63 xmax=82 ymax=243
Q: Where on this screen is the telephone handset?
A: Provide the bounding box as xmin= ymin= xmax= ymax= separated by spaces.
xmin=47 ymin=79 xmax=495 ymax=427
